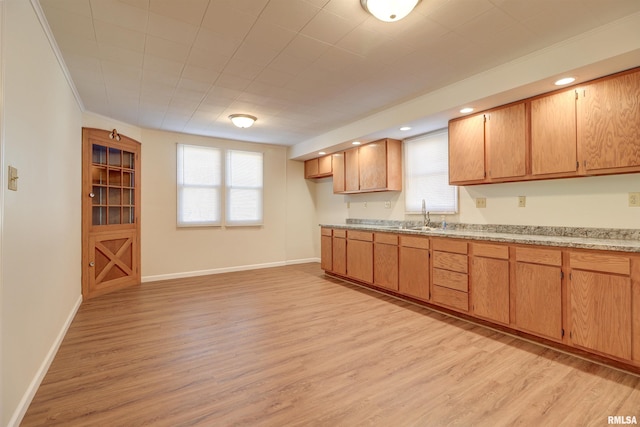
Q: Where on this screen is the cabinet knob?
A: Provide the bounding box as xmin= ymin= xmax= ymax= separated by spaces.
xmin=89 ymin=192 xmax=95 ymax=198
xmin=89 ymin=261 xmax=95 ymax=267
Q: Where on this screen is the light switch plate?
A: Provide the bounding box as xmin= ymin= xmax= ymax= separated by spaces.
xmin=518 ymin=196 xmax=526 ymax=207
xmin=8 ymin=166 xmax=18 ymax=191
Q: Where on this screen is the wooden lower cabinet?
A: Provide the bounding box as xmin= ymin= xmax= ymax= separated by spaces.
xmin=374 ymin=233 xmax=398 ymax=291
xmin=513 ymin=247 xmax=564 ymax=341
xmin=347 ymin=231 xmax=373 ymax=283
xmin=320 ymin=228 xmax=332 ymax=271
xmin=320 ymin=228 xmax=640 ymax=369
xmin=471 ymin=255 xmax=510 ymax=325
xmin=399 ymin=235 xmax=429 ymax=301
xmin=332 ymin=230 xmax=347 ymax=276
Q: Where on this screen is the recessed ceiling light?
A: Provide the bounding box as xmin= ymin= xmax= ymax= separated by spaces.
xmin=400 ymin=126 xmax=411 ymax=131
xmin=555 ymin=77 xmax=575 ymax=86
xmin=460 ymin=107 xmax=474 ymax=114
xmin=352 ymin=141 xmax=361 ymax=145
xmin=318 ymin=151 xmax=326 ymax=155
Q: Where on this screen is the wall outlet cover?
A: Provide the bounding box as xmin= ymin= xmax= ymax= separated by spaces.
xmin=518 ymin=196 xmax=526 ymax=207
xmin=629 ymin=192 xmax=640 ymax=207
xmin=476 ymin=197 xmax=486 ymax=208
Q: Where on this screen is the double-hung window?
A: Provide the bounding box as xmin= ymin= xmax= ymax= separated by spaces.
xmin=177 ymin=144 xmax=263 ymax=227
xmin=404 ymin=130 xmax=458 ymax=213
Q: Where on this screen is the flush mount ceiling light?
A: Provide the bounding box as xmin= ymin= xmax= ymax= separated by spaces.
xmin=400 ymin=126 xmax=411 ymax=131
xmin=554 ymin=77 xmax=576 ymax=86
xmin=352 ymin=141 xmax=362 ymax=145
xmin=229 ymin=114 xmax=257 ymax=128
xmin=361 ymin=0 xmax=421 ymax=22
xmin=460 ymin=107 xmax=474 ymax=114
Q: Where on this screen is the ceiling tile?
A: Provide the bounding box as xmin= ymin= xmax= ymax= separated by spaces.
xmin=145 ymin=36 xmax=191 ymax=63
xmin=223 ymin=58 xmax=265 ymax=80
xmin=98 ymin=44 xmax=144 ymax=67
xmin=268 ymin=53 xmax=312 ymax=75
xmin=192 ymin=28 xmax=242 ymax=57
xmin=216 ymin=73 xmax=254 ymax=91
xmin=300 ymin=9 xmax=358 ymax=45
xmin=89 ymin=0 xmax=149 ymax=33
xmin=40 ymin=6 xmax=95 ymax=40
xmin=148 ymin=12 xmax=199 ymax=45
xmin=186 ymin=48 xmax=230 ymax=73
xmin=40 ymin=0 xmax=92 ymax=17
xmin=94 ymin=20 xmax=146 ymax=52
xmin=282 ymin=34 xmax=330 ymax=61
xmin=426 ymin=0 xmax=494 ymax=30
xmin=259 ymin=0 xmax=320 ymax=31
xmin=255 ymin=67 xmax=296 ymax=87
xmin=234 ymin=43 xmax=280 ymax=67
xmin=244 ymin=21 xmax=298 ymax=52
xmin=211 ymin=0 xmax=270 ymax=17
xmin=149 ymin=0 xmax=210 ymax=25
xmin=181 ymin=65 xmax=220 ymax=84
xmin=201 ymin=2 xmax=258 ymax=39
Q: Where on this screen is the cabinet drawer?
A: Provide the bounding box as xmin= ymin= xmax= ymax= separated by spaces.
xmin=321 ymin=227 xmax=332 ymax=237
xmin=432 ymin=285 xmax=469 ymax=312
xmin=570 ymin=252 xmax=630 ymax=275
xmin=333 ymin=229 xmax=346 ymax=238
xmin=400 ymin=235 xmax=429 ymax=249
xmin=515 ymin=246 xmax=561 ymax=266
xmin=433 ymin=251 xmax=468 ymax=273
xmin=375 ymin=233 xmax=398 ymax=245
xmin=473 ymin=243 xmax=508 ymax=260
xmin=433 ymin=268 xmax=468 ymax=292
xmin=347 ymin=230 xmax=373 ymax=241
xmin=432 ymin=238 xmax=467 ymax=254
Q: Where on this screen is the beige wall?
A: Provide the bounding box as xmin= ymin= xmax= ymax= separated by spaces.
xmin=1 ymin=0 xmax=83 ymax=425
xmin=140 ymin=129 xmax=317 ymax=280
xmin=313 ymin=169 xmax=640 ymax=232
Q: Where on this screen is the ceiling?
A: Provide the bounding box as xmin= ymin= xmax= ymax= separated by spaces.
xmin=38 ymin=0 xmax=640 ymax=151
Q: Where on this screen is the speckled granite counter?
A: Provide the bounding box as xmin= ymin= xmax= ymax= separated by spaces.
xmin=320 ymin=219 xmax=640 ymax=253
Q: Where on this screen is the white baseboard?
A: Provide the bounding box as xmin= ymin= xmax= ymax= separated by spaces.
xmin=142 ymin=258 xmax=320 ymax=283
xmin=8 ymin=294 xmax=83 ymax=427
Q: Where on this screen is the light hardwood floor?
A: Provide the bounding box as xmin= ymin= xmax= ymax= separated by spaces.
xmin=22 ymin=263 xmax=639 ymax=426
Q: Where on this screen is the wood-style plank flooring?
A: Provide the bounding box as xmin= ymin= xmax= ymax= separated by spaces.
xmin=22 ymin=263 xmax=640 ymax=426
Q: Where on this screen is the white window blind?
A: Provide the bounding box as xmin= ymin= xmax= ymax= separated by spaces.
xmin=404 ymin=130 xmax=458 ymax=213
xmin=177 ymin=144 xmax=222 ymax=226
xmin=226 ymin=150 xmax=263 ymax=226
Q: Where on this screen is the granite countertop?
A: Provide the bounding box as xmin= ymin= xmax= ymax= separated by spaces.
xmin=320 ymin=220 xmax=640 ymax=253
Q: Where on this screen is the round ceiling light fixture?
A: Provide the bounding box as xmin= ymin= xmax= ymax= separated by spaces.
xmin=460 ymin=107 xmax=474 ymax=114
xmin=554 ymin=77 xmax=575 ymax=86
xmin=229 ymin=114 xmax=257 ymax=128
xmin=361 ymin=0 xmax=421 ymax=22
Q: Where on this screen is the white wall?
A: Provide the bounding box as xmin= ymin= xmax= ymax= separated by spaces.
xmin=1 ymin=0 xmax=83 ymax=425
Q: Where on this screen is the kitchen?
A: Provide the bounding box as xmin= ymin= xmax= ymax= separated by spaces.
xmin=2 ymin=0 xmax=640 ymax=425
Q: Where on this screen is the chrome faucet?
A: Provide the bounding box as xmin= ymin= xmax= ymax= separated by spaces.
xmin=421 ymin=199 xmax=430 ymax=228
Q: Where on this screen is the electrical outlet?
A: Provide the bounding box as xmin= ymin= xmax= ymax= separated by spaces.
xmin=476 ymin=197 xmax=486 ymax=208
xmin=518 ymin=196 xmax=526 ymax=207
xmin=364 ymin=201 xmax=367 ymax=208
xmin=384 ymin=201 xmax=391 ymax=209
xmin=347 ymin=201 xmax=350 ymax=209
xmin=629 ymin=192 xmax=640 ymax=207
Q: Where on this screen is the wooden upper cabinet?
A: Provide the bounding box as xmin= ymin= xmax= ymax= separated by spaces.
xmin=344 ymin=148 xmax=359 ymax=192
xmin=486 ymin=102 xmax=527 ymax=180
xmin=531 ymin=89 xmax=578 ymax=176
xmin=448 ymin=114 xmax=485 ymax=184
xmin=335 ymin=139 xmax=402 ymax=194
xmin=332 ymin=153 xmax=345 ymax=193
xmin=304 ymin=155 xmax=332 ymax=179
xmin=578 ymin=68 xmax=640 ymax=172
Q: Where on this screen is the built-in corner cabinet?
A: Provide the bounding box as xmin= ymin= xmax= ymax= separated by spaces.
xmin=320 ymin=227 xmax=640 ymax=371
xmin=449 ymin=66 xmax=640 ymax=185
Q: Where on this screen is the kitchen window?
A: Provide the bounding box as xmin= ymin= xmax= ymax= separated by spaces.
xmin=404 ymin=129 xmax=458 ymax=214
xmin=177 ymin=144 xmax=263 ymax=227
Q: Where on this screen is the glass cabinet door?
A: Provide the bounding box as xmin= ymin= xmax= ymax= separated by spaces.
xmin=91 ymin=144 xmax=135 ymax=226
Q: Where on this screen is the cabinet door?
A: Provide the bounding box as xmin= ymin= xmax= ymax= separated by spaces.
xmin=448 ymin=114 xmax=485 ymax=183
xmin=332 ymin=237 xmax=346 ymax=275
xmin=374 ymin=243 xmax=398 ymax=291
xmin=514 ymin=262 xmax=562 ymax=340
xmin=531 ymin=90 xmax=578 ymax=175
xmin=578 ymin=69 xmax=640 ymax=171
xmin=471 ymin=257 xmax=509 ymax=324
xmin=347 ymin=239 xmax=373 ymax=283
xmin=399 ymin=247 xmax=429 ymax=300
xmin=359 ymin=140 xmax=387 ymax=191
xmin=304 ymin=158 xmax=319 ymax=178
xmin=486 ymin=103 xmax=526 ymax=179
xmin=321 ymin=234 xmax=332 ymax=271
xmin=318 ymin=155 xmax=332 ymax=175
xmin=570 ymin=270 xmax=632 ymax=360
xmin=332 ymin=153 xmax=345 ymax=193
xmin=345 ymin=148 xmax=359 ymax=192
